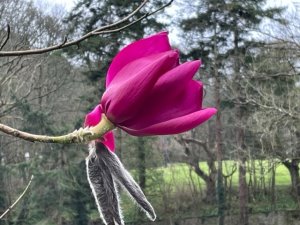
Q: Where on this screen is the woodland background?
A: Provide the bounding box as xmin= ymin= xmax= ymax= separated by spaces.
xmin=0 ymin=0 xmax=299 ymax=225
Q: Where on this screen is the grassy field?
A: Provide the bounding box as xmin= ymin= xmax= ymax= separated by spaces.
xmin=120 ymin=160 xmax=296 ymax=221
xmin=159 ymin=160 xmax=291 ymax=187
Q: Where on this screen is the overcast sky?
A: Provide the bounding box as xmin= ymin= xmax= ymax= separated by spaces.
xmin=34 ymin=0 xmax=299 ymax=47
xmin=42 ymin=0 xmax=300 ymax=13
xmin=45 ymin=0 xmax=75 ymax=11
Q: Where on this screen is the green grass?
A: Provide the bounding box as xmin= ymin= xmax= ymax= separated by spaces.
xmin=158 ymin=160 xmax=291 ymax=187
xmin=121 ymin=160 xmax=297 ymax=221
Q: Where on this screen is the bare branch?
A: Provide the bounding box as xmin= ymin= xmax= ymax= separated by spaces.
xmin=94 ymin=13 xmax=149 ymax=35
xmin=0 ymin=0 xmax=173 ymax=57
xmin=223 ymin=163 xmax=237 ymax=178
xmin=182 ymin=137 xmax=216 ymax=161
xmin=0 ymin=24 xmax=10 ymax=51
xmin=94 ymin=0 xmax=174 ymax=36
xmin=0 ymin=175 xmax=34 ymax=220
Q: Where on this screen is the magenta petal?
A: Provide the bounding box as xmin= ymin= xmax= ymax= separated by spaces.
xmin=84 ymin=105 xmax=102 ymax=127
xmin=154 ymin=60 xmax=201 ymax=92
xmin=98 ymin=131 xmax=115 ymax=152
xmin=120 ymin=79 xmax=203 ymax=130
xmin=120 ymin=108 xmax=217 ymax=136
xmin=101 ymin=50 xmax=179 ymax=124
xmin=84 ymin=105 xmax=115 ymax=152
xmin=106 ymin=32 xmax=171 ymax=87
xmin=107 ymin=50 xmax=179 ymax=87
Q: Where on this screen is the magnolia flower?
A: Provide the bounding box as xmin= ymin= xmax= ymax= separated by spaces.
xmin=85 ymin=31 xmax=217 ymax=150
xmin=84 ymin=32 xmax=217 ymax=225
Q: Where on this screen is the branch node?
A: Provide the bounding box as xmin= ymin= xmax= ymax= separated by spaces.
xmin=60 ymin=36 xmax=68 ymax=47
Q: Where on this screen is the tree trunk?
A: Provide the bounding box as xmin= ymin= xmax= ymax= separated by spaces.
xmin=238 ymin=158 xmax=248 ymax=225
xmin=236 ymin=103 xmax=248 ymax=225
xmin=233 ymin=22 xmax=249 ymax=225
xmin=136 ymin=138 xmax=147 ymax=221
xmin=180 ymin=138 xmax=217 ymax=203
xmin=283 ymin=159 xmax=300 ymax=198
xmin=214 ymin=51 xmax=225 ymax=225
xmin=192 ymin=161 xmax=216 ymax=203
xmin=137 ymin=138 xmax=146 ymax=190
xmin=207 ymin=177 xmax=217 ymax=203
xmin=212 ymin=11 xmax=225 ymax=224
xmin=271 ymin=162 xmax=276 ymax=210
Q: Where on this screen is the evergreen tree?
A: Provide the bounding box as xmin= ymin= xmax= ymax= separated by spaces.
xmin=179 ymin=1 xmax=283 ymax=224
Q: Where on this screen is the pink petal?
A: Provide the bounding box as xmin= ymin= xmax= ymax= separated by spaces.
xmin=108 ymin=50 xmax=179 ymax=87
xmin=154 ymin=60 xmax=201 ymax=92
xmin=85 ymin=105 xmax=115 ymax=152
xmin=84 ymin=105 xmax=103 ymax=127
xmin=120 ymin=108 xmax=217 ymax=136
xmin=97 ymin=131 xmax=115 ymax=152
xmin=101 ymin=50 xmax=179 ymax=124
xmin=120 ymin=79 xmax=203 ymax=130
xmin=106 ymin=32 xmax=172 ymax=87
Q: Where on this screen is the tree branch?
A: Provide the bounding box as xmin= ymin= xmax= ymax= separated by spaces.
xmin=0 ymin=114 xmax=115 ymax=143
xmin=191 ymin=161 xmax=211 ymax=183
xmin=0 ymin=0 xmax=173 ymax=57
xmin=182 ymin=138 xmax=216 ymax=161
xmin=0 ymin=175 xmax=34 ymax=220
xmin=223 ymin=163 xmax=237 ymax=178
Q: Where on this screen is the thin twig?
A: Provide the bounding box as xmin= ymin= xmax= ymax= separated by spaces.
xmin=0 ymin=175 xmax=34 ymax=220
xmin=0 ymin=0 xmax=173 ymax=57
xmin=95 ymin=13 xmax=149 ymax=35
xmin=0 ymin=24 xmax=10 ymax=51
xmin=94 ymin=0 xmax=174 ymax=35
xmin=92 ymin=0 xmax=148 ymax=32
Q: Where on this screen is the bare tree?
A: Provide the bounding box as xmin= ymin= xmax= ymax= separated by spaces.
xmin=175 ymin=123 xmax=218 ymax=203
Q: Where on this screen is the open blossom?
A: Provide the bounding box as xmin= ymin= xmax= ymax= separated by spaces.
xmin=85 ymin=32 xmax=217 ymax=151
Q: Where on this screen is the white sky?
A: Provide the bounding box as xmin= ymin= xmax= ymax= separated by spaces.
xmin=45 ymin=0 xmax=75 ymax=11
xmin=36 ymin=0 xmax=300 ymax=47
xmin=43 ymin=0 xmax=300 ymax=13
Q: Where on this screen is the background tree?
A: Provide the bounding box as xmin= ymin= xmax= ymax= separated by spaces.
xmin=178 ymin=0 xmax=283 ymax=224
xmin=244 ymin=42 xmax=299 ymax=198
xmin=0 ymin=1 xmax=91 ymax=224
